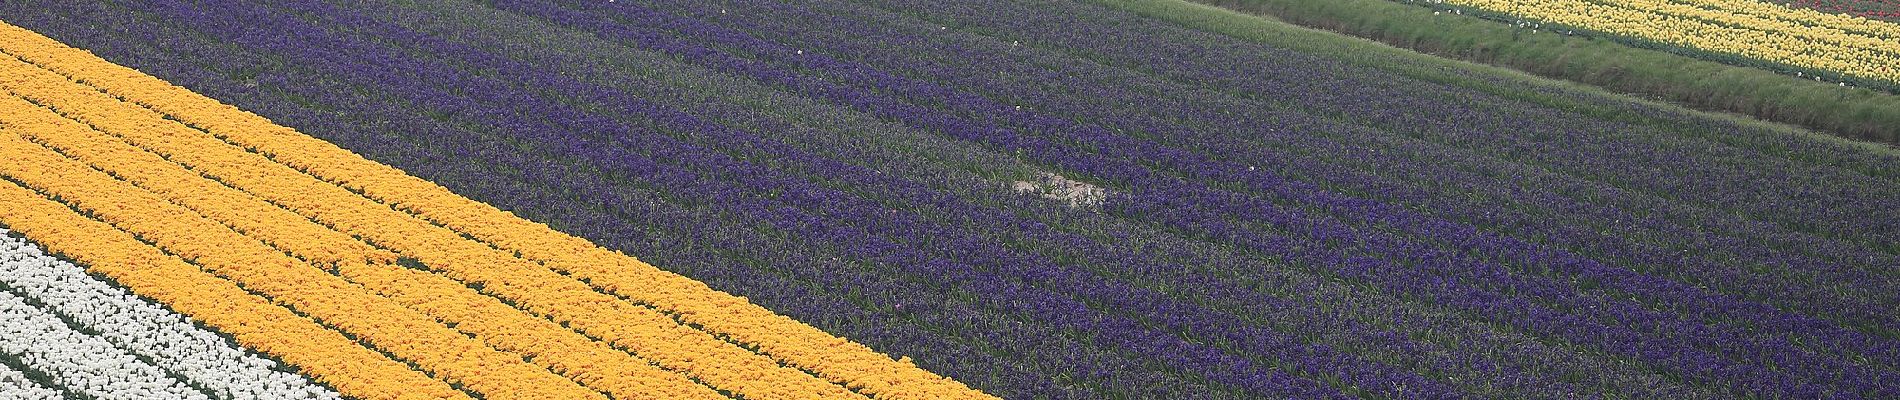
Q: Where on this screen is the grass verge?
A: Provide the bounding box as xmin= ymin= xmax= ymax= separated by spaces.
xmin=1121 ymin=0 xmax=1900 ymax=143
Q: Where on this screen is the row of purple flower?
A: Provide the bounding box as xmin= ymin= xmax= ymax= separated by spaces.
xmin=5 ymin=0 xmax=1893 ymax=398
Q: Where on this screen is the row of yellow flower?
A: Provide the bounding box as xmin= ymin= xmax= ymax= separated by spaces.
xmin=0 ymin=20 xmax=995 ymax=400
xmin=0 ymin=100 xmax=604 ymax=399
xmin=1605 ymin=0 xmax=1900 ymax=53
xmin=0 ymin=80 xmax=725 ymax=400
xmin=339 ymin=262 xmax=730 ymax=400
xmin=1672 ymin=0 xmax=1900 ymax=39
xmin=0 ymin=172 xmax=465 ymax=400
xmin=0 ymin=36 xmax=865 ymax=400
xmin=1436 ymin=0 xmax=1900 ymax=84
xmin=2 ymin=98 xmax=394 ymax=268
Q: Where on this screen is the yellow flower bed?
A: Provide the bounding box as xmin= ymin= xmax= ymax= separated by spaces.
xmin=0 ymin=121 xmax=605 ymax=400
xmin=0 ymin=178 xmax=466 ymax=400
xmin=1672 ymin=0 xmax=1900 ymax=38
xmin=1435 ymin=0 xmax=1900 ymax=84
xmin=0 ymin=19 xmax=992 ymax=400
xmin=0 ymin=91 xmax=725 ymax=400
xmin=0 ymin=55 xmax=860 ymax=400
xmin=340 ymin=262 xmax=731 ymax=400
xmin=0 ymin=21 xmax=993 ymax=400
xmin=1 ymin=100 xmax=395 ymax=268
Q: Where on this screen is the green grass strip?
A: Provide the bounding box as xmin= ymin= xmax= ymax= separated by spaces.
xmin=1102 ymin=0 xmax=1900 ymax=144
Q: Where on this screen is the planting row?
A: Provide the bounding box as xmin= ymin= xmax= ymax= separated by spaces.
xmin=1 ymin=4 xmax=1096 ymax=397
xmin=0 ymin=231 xmax=341 ymax=400
xmin=588 ymin=0 xmax=1897 ymax=395
xmin=1787 ymin=0 xmax=1900 ymax=22
xmin=0 ymin=102 xmax=600 ymax=399
xmin=1424 ymin=0 xmax=1900 ymax=85
xmin=0 ymin=359 xmax=59 ymax=400
xmin=4 ymin=0 xmax=1894 ymax=398
xmin=0 ymin=172 xmax=467 ymax=400
xmin=0 ymin=290 xmax=206 ymax=399
xmin=0 ymin=19 xmax=990 ymax=400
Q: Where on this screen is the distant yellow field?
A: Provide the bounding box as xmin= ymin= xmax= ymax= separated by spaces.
xmin=1438 ymin=0 xmax=1900 ymax=85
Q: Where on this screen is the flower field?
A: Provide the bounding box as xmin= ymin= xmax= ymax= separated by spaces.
xmin=0 ymin=17 xmax=975 ymax=400
xmin=1412 ymin=0 xmax=1900 ymax=88
xmin=0 ymin=0 xmax=1895 ymax=399
xmin=1789 ymin=0 xmax=1900 ymax=21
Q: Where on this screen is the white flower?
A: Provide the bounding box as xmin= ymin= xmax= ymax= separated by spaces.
xmin=0 ymin=232 xmax=339 ymax=400
xmin=0 ymin=291 xmax=206 ymax=399
xmin=0 ymin=361 xmax=61 ymax=400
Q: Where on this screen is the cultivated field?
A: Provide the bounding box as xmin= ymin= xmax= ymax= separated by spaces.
xmin=1790 ymin=0 xmax=1900 ymax=21
xmin=0 ymin=0 xmax=1895 ymax=399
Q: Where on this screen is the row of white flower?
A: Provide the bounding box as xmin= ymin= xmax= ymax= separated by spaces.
xmin=0 ymin=232 xmax=339 ymax=400
xmin=0 ymin=360 xmax=60 ymax=400
xmin=0 ymin=289 xmax=206 ymax=399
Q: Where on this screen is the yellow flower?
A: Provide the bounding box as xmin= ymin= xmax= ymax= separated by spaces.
xmin=1439 ymin=0 xmax=1900 ymax=84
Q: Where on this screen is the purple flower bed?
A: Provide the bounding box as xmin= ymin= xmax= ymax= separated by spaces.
xmin=4 ymin=0 xmax=1895 ymax=398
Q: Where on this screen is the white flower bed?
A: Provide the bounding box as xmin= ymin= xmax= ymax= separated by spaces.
xmin=0 ymin=232 xmax=339 ymax=400
xmin=0 ymin=361 xmax=60 ymax=400
xmin=0 ymin=290 xmax=206 ymax=399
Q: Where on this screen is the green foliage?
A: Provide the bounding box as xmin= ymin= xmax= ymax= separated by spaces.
xmin=1116 ymin=0 xmax=1900 ymax=143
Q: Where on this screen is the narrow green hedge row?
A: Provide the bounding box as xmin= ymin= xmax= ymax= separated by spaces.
xmin=1166 ymin=0 xmax=1900 ymax=143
